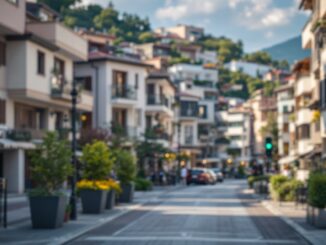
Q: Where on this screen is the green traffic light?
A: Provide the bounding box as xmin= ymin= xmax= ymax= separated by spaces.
xmin=265 ymin=143 xmax=273 ymax=150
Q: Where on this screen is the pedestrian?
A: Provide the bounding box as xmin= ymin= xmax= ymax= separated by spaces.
xmin=180 ymin=167 xmax=187 ymax=185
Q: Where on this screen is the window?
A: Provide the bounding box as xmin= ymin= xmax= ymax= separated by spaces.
xmin=0 ymin=42 xmax=6 ymax=66
xmin=282 ymin=106 xmax=288 ymax=113
xmin=180 ymin=101 xmax=198 ymax=117
xmin=184 ymin=125 xmax=194 ymax=145
xmin=76 ymin=76 xmax=92 ymax=92
xmin=284 ymin=143 xmax=289 ymax=155
xmin=228 ymin=121 xmax=243 ymax=127
xmin=37 ymin=51 xmax=45 ymax=75
xmin=135 ymin=74 xmax=139 ymax=89
xmin=229 ymin=135 xmax=241 ymax=141
xmin=297 ymin=124 xmax=310 ymax=139
xmin=54 ymin=57 xmax=65 ymax=76
xmin=186 ymin=84 xmax=192 ymax=89
xmin=283 ymin=123 xmax=289 ymax=133
xmin=0 ymin=100 xmax=5 ymax=124
xmin=198 ymin=105 xmax=207 ymax=119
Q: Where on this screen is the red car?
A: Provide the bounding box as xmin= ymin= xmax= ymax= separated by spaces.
xmin=187 ymin=168 xmax=214 ymax=185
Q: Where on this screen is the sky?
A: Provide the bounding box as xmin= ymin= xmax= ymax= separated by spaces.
xmin=81 ymin=0 xmax=310 ymax=52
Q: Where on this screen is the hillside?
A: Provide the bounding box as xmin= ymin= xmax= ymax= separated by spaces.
xmin=263 ymin=36 xmax=310 ymax=66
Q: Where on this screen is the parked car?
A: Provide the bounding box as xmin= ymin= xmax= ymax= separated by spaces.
xmin=187 ymin=168 xmax=212 ymax=185
xmin=211 ymin=168 xmax=224 ymax=182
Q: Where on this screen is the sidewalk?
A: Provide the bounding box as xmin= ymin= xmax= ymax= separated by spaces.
xmin=245 ymin=188 xmax=326 ymax=245
xmin=0 ymin=185 xmax=183 ymax=245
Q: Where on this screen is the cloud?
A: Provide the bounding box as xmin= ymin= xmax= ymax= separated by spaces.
xmin=155 ymin=0 xmax=223 ymax=21
xmin=233 ymin=0 xmax=301 ymax=30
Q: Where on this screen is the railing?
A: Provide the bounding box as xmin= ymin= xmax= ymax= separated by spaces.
xmin=147 ymin=94 xmax=169 ymax=107
xmin=111 ymin=85 xmax=137 ymax=100
xmin=145 ymin=129 xmax=170 ymax=141
xmin=0 ymin=178 xmax=7 ymax=228
xmin=111 ymin=125 xmax=137 ymax=138
xmin=51 ymin=75 xmax=71 ymax=97
xmin=180 ymin=109 xmax=198 ymax=118
xmin=193 ymin=80 xmax=214 ymax=88
xmin=6 ymin=130 xmax=32 ymax=141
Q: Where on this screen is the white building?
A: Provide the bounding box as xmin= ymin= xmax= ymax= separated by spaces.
xmin=75 ymin=52 xmax=151 ymax=140
xmin=195 ymin=50 xmax=217 ymax=64
xmin=0 ymin=0 xmax=91 ymax=193
xmin=169 ymin=63 xmax=219 ymax=167
xmin=224 ymin=60 xmax=271 ymax=78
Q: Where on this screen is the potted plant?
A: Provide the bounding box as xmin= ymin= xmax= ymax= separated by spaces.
xmin=106 ymin=179 xmax=121 ymax=210
xmin=78 ymin=141 xmax=114 ymax=214
xmin=114 ymin=150 xmax=137 ymax=203
xmin=307 ymin=173 xmax=326 ymax=228
xmin=28 ymin=132 xmax=72 ymax=229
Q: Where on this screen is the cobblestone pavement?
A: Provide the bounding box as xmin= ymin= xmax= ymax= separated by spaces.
xmin=68 ymin=180 xmax=310 ymax=245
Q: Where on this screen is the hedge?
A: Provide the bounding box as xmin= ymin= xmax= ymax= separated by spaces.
xmin=308 ymin=173 xmax=326 ymax=209
xmin=247 ymin=175 xmax=270 ymax=189
xmin=135 ymin=177 xmax=153 ymax=191
xmin=278 ymin=179 xmax=304 ymax=202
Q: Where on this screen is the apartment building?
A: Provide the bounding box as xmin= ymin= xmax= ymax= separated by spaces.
xmin=247 ymin=90 xmax=277 ymax=162
xmin=225 ymin=106 xmax=253 ymax=164
xmin=300 ymin=0 xmax=326 ymax=171
xmin=134 ymin=43 xmax=172 ymax=60
xmin=145 ymin=71 xmax=176 ymax=149
xmin=155 ymin=25 xmax=204 ymax=42
xmin=75 ymin=51 xmax=151 ymax=142
xmin=168 ymin=63 xmax=219 ymax=166
xmin=275 ymin=82 xmax=296 ymax=172
xmin=0 ymin=0 xmax=91 ymax=193
xmin=224 ymin=60 xmax=271 ymax=78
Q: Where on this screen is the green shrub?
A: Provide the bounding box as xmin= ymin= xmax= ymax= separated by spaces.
xmin=308 ymin=173 xmax=326 ymax=208
xmin=278 ymin=179 xmax=304 ymax=202
xmin=247 ymin=175 xmax=270 ymax=188
xmin=29 ymin=132 xmax=72 ymax=196
xmin=80 ymin=141 xmax=114 ymax=180
xmin=113 ymin=149 xmax=137 ymax=184
xmin=135 ymin=178 xmax=153 ymax=191
xmin=270 ymin=175 xmax=289 ymax=191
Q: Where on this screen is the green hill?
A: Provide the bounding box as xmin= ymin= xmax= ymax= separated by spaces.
xmin=263 ymin=36 xmax=310 ymax=66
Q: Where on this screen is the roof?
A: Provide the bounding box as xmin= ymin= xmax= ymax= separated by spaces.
xmin=147 ymin=70 xmax=176 ymax=90
xmin=299 ymin=0 xmax=313 ymax=10
xmin=292 ymin=58 xmax=310 ymax=76
xmin=86 ymin=51 xmax=153 ymax=68
xmin=274 ymin=84 xmax=294 ymax=93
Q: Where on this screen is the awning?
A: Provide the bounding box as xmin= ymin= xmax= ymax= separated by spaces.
xmin=0 ymin=139 xmax=35 ymax=150
xmin=279 ymin=155 xmax=297 ymax=165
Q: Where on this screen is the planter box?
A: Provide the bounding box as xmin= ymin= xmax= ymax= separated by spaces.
xmin=80 ymin=190 xmax=107 ymax=214
xmin=119 ymin=183 xmax=134 ymax=203
xmin=29 ymin=195 xmax=66 ymax=229
xmin=306 ymin=205 xmax=326 ymax=228
xmin=106 ymin=190 xmax=115 ymax=210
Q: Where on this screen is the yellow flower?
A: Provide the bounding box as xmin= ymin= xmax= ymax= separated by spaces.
xmin=77 ymin=179 xmax=121 ymax=193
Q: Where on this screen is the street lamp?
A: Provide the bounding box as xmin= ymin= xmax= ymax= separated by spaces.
xmin=70 ymin=79 xmax=78 ymax=220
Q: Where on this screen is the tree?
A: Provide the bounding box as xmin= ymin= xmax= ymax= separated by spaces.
xmin=138 ymin=32 xmax=158 ymax=43
xmin=93 ymin=6 xmax=120 ymax=31
xmin=243 ymin=51 xmax=272 ymax=65
xmin=63 ymin=4 xmax=102 ymax=29
xmin=37 ymin=0 xmax=81 ymax=13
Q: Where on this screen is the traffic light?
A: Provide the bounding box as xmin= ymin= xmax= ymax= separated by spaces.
xmin=265 ymin=137 xmax=273 ymax=158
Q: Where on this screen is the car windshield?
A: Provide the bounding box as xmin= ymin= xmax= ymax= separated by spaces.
xmin=191 ymin=169 xmax=204 ymax=175
xmin=211 ymin=168 xmax=221 ymax=173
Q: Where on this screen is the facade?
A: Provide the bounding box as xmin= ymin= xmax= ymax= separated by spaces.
xmin=275 ymin=83 xmax=296 ymax=172
xmin=247 ymin=90 xmax=277 ymax=162
xmin=155 ymin=25 xmax=204 ymax=42
xmin=0 ymin=0 xmax=91 ymax=193
xmin=75 ymin=52 xmax=150 ymax=141
xmin=225 ymin=60 xmax=271 ymax=78
xmin=300 ymin=0 xmax=326 ymax=172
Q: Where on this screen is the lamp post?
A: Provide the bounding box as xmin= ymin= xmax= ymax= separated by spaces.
xmin=70 ymin=79 xmax=78 ymax=220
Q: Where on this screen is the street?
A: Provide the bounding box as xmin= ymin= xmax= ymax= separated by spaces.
xmin=68 ymin=180 xmax=309 ymax=245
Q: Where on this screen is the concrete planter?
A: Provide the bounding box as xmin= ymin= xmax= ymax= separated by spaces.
xmin=106 ymin=190 xmax=115 ymax=210
xmin=119 ymin=183 xmax=134 ymax=203
xmin=254 ymin=181 xmax=268 ymax=194
xmin=80 ymin=189 xmax=107 ymax=214
xmin=306 ymin=205 xmax=326 ymax=228
xmin=29 ymin=195 xmax=66 ymax=229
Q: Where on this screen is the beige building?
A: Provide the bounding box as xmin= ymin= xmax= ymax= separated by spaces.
xmin=155 ymin=25 xmax=204 ymax=42
xmin=0 ymin=0 xmax=91 ymax=193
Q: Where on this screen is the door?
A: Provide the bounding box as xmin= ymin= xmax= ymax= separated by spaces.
xmin=147 ymin=84 xmax=155 ymax=104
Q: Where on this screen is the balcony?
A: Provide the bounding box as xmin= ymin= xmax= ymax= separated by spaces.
xmin=51 ymin=75 xmax=71 ymax=101
xmin=145 ymin=127 xmax=171 ymax=147
xmin=0 ymin=0 xmax=25 ymax=34
xmin=297 ymin=108 xmax=312 ymax=125
xmin=111 ymin=125 xmax=137 ymax=139
xmin=147 ymin=94 xmax=173 ymax=117
xmin=111 ymin=85 xmax=137 ymax=107
xmin=26 ymin=22 xmax=87 ymax=61
xmin=7 ymin=129 xmax=46 ymax=141
xmin=180 ymin=108 xmax=199 ymax=121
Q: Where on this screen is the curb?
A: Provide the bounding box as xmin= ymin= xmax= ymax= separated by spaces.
xmin=247 ymin=189 xmax=316 ymax=245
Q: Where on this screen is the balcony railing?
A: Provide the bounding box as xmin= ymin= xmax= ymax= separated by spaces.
xmin=111 ymin=125 xmax=137 ymax=138
xmin=145 ymin=128 xmax=170 ymax=141
xmin=51 ymin=75 xmax=71 ymax=98
xmin=180 ymin=108 xmax=198 ymax=118
xmin=111 ymin=85 xmax=137 ymax=100
xmin=6 ymin=129 xmax=46 ymax=141
xmin=193 ymin=80 xmax=214 ymax=88
xmin=147 ymin=94 xmax=169 ymax=107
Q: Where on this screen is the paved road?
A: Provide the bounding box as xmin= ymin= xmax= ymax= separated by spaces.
xmin=68 ymin=180 xmax=310 ymax=245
